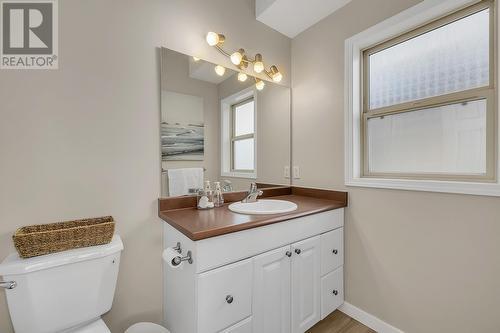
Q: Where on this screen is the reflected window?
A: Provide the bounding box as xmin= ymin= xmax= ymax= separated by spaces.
xmin=231 ymin=98 xmax=255 ymax=172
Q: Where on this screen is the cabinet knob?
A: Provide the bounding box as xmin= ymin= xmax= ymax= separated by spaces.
xmin=295 ymin=249 xmax=301 ymax=255
xmin=226 ymin=295 xmax=234 ymax=304
xmin=332 ymin=290 xmax=338 ymax=296
xmin=285 ymin=251 xmax=292 ymax=257
xmin=332 ymin=249 xmax=338 ymax=255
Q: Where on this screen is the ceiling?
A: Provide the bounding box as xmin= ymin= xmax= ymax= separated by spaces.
xmin=256 ymin=0 xmax=352 ymax=38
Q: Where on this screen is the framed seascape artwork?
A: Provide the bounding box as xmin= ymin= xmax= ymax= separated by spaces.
xmin=161 ymin=91 xmax=205 ymax=161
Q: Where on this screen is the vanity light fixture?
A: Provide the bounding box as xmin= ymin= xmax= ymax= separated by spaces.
xmin=206 ymin=32 xmax=225 ymax=47
xmin=253 ymin=54 xmax=264 ymax=73
xmin=206 ymin=31 xmax=283 ymax=85
xmin=269 ymin=65 xmax=282 ymax=83
xmin=230 ymin=49 xmax=245 ymax=65
xmin=237 ymin=72 xmax=248 ymax=82
xmin=214 ymin=65 xmax=225 ymax=76
xmin=255 ymin=78 xmax=265 ymax=91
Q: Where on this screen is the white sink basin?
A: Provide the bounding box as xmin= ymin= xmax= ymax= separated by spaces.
xmin=228 ymin=199 xmax=298 ymax=215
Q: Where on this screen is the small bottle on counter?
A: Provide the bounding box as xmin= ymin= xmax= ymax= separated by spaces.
xmin=213 ymin=181 xmax=224 ymax=207
xmin=205 ymin=181 xmax=214 ymax=208
xmin=197 ymin=181 xmax=214 ymax=210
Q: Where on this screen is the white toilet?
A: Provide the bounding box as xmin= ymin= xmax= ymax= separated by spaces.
xmin=0 ymin=235 xmax=145 ymax=333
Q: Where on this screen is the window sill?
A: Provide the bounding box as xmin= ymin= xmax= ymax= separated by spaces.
xmin=346 ymin=177 xmax=500 ymax=197
xmin=221 ymin=171 xmax=257 ymax=179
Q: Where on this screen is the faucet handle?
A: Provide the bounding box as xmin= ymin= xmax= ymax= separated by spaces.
xmin=249 ymin=183 xmax=257 ymax=192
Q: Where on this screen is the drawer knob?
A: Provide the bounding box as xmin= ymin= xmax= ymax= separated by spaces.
xmin=295 ymin=249 xmax=301 ymax=255
xmin=226 ymin=295 xmax=234 ymax=304
xmin=332 ymin=249 xmax=338 ymax=255
xmin=332 ymin=290 xmax=338 ymax=296
xmin=285 ymin=251 xmax=292 ymax=257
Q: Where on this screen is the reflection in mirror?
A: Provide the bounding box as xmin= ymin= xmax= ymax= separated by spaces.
xmin=160 ymin=48 xmax=291 ymax=197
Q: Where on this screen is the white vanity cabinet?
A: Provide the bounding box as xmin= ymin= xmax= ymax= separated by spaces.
xmin=291 ymin=236 xmax=321 ymax=333
xmin=163 ymin=208 xmax=344 ymax=333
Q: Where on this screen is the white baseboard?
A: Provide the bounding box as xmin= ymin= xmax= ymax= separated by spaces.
xmin=338 ymin=302 xmax=405 ymax=333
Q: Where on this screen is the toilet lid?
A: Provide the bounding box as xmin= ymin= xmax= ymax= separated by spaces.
xmin=125 ymin=322 xmax=169 ymax=333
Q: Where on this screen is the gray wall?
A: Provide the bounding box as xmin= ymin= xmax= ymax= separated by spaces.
xmin=291 ymin=0 xmax=500 ymax=332
xmin=0 ymin=1 xmax=290 ymax=332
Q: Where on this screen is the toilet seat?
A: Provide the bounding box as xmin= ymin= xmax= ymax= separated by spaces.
xmin=125 ymin=322 xmax=170 ymax=333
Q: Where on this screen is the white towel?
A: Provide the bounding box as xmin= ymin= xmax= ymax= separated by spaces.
xmin=167 ymin=168 xmax=204 ymax=196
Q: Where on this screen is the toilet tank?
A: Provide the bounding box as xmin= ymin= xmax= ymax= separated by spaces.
xmin=0 ymin=235 xmax=123 ymax=333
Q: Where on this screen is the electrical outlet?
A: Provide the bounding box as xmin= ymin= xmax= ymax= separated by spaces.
xmin=284 ymin=166 xmax=290 ymax=178
xmin=293 ymin=166 xmax=300 ymax=179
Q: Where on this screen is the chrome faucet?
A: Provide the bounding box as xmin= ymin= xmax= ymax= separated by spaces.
xmin=242 ymin=183 xmax=263 ymax=203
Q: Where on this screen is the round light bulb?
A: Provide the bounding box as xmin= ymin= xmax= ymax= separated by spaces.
xmin=214 ymin=65 xmax=225 ymax=76
xmin=253 ymin=61 xmax=264 ymax=74
xmin=272 ymin=71 xmax=282 ymax=83
xmin=206 ymin=32 xmax=219 ymax=46
xmin=253 ymin=54 xmax=264 ymax=74
xmin=230 ymin=49 xmax=244 ymax=65
xmin=237 ymin=72 xmax=248 ymax=82
xmin=255 ymin=79 xmax=265 ymax=91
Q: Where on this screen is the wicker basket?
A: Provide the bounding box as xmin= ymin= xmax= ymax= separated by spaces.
xmin=13 ymin=216 xmax=115 ymax=258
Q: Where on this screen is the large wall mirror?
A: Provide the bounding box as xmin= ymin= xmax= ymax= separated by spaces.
xmin=160 ymin=48 xmax=291 ymax=197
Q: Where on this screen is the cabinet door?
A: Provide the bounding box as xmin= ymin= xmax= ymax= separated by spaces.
xmin=252 ymin=245 xmax=291 ymax=333
xmin=291 ymin=236 xmax=321 ymax=333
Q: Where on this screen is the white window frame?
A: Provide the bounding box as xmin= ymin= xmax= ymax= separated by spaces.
xmin=221 ymin=86 xmax=258 ymax=179
xmin=345 ymin=0 xmax=500 ymax=196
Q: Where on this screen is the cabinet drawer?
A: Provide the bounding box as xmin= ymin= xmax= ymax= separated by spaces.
xmin=320 ymin=266 xmax=344 ymax=320
xmin=219 ymin=317 xmax=252 ymax=333
xmin=320 ymin=228 xmax=343 ymax=276
xmin=197 ymin=259 xmax=253 ymax=333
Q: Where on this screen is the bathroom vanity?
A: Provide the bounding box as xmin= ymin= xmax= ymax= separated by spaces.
xmin=159 ymin=187 xmax=347 ymax=333
xmin=158 ymin=47 xmax=345 ymax=333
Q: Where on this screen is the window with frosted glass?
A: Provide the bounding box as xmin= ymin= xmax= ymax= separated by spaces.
xmin=362 ymin=1 xmax=495 ymax=181
xmin=367 ymin=100 xmax=487 ymax=174
xmin=368 ymin=9 xmax=490 ymax=110
xmin=231 ymin=98 xmax=255 ymax=171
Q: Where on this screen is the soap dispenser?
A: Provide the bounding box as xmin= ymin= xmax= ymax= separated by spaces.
xmin=213 ymin=181 xmax=224 ymax=207
xmin=197 ymin=181 xmax=214 ymax=210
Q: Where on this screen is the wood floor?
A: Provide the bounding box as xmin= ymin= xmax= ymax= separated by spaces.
xmin=306 ymin=310 xmax=376 ymax=333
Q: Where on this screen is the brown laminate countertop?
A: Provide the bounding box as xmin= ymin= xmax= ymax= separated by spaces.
xmin=159 ymin=188 xmax=347 ymax=241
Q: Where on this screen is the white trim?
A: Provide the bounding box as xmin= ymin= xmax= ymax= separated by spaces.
xmin=220 ymin=86 xmax=258 ymax=179
xmin=344 ymin=0 xmax=500 ymax=197
xmin=339 ymin=302 xmax=405 ymax=333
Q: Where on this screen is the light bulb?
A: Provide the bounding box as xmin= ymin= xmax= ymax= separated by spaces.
xmin=192 ymin=56 xmax=200 ymax=62
xmin=214 ymin=65 xmax=225 ymax=76
xmin=238 ymin=72 xmax=248 ymax=82
xmin=272 ymin=72 xmax=282 ymax=82
xmin=230 ymin=49 xmax=244 ymax=65
xmin=269 ymin=65 xmax=282 ymax=82
xmin=253 ymin=54 xmax=264 ymax=73
xmin=254 ymin=61 xmax=264 ymax=73
xmin=206 ymin=32 xmax=224 ymax=46
xmin=255 ymin=79 xmax=265 ymax=91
